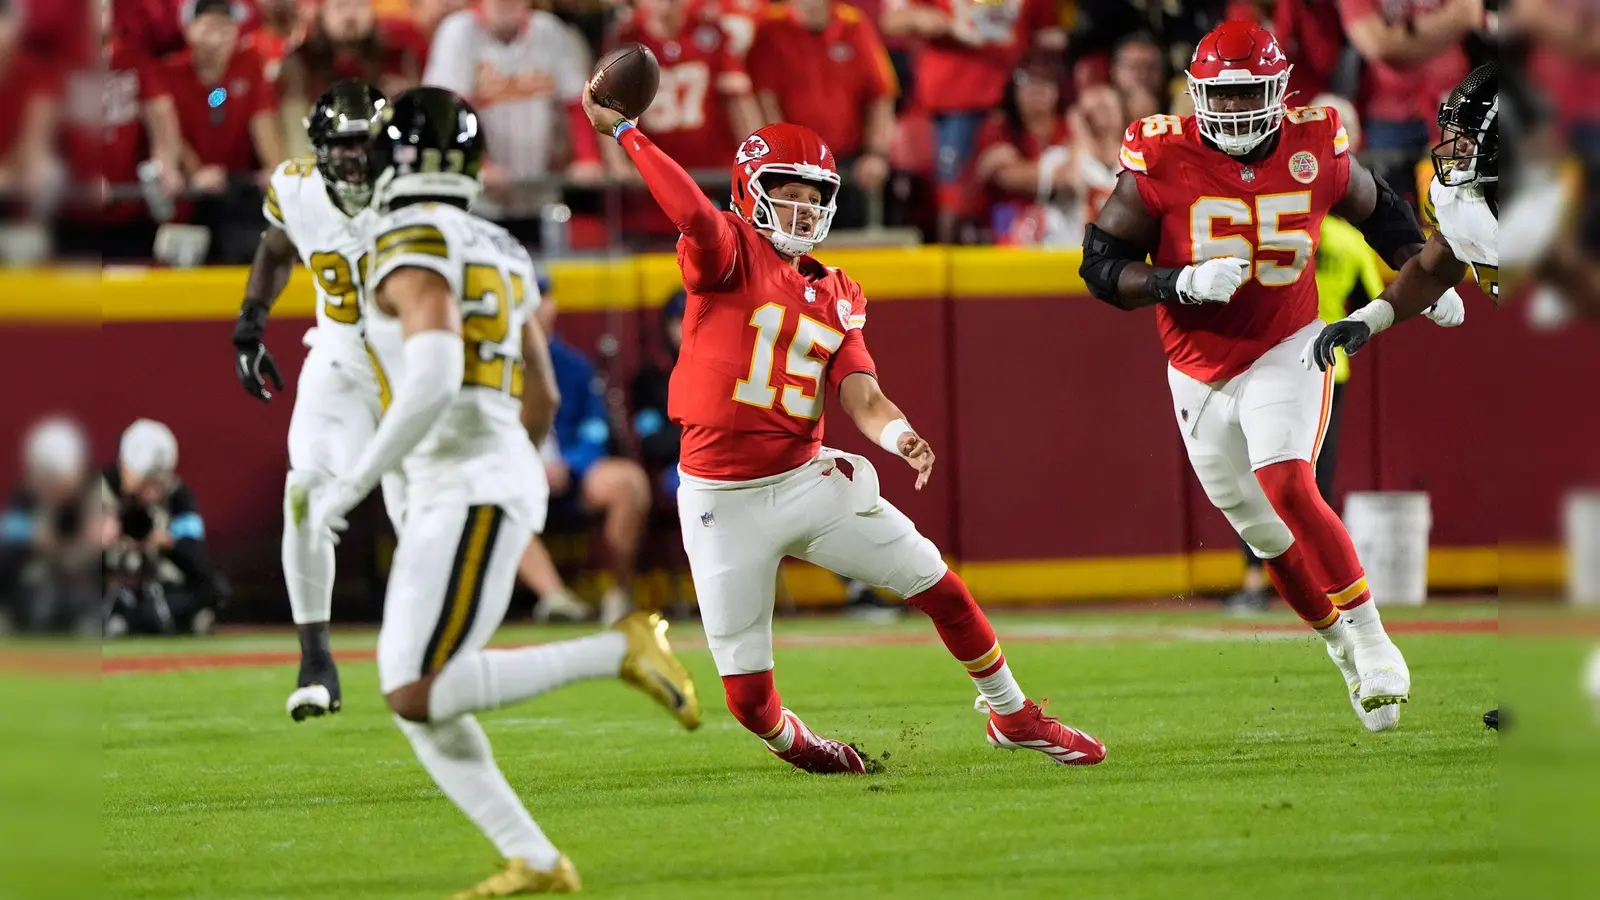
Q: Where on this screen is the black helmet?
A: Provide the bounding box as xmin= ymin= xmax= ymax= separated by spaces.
xmin=368 ymin=86 xmax=485 ymax=211
xmin=305 ymin=79 xmax=386 ymax=214
xmin=1432 ymin=62 xmax=1498 ymax=187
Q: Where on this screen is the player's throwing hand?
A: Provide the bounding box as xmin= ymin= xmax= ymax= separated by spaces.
xmin=580 ymin=84 xmax=629 ymax=136
xmin=899 ymin=433 xmax=935 ymax=491
xmin=1177 ymin=257 xmax=1251 ymax=305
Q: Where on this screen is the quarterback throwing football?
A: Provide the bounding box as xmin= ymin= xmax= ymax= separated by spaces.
xmin=582 ymin=85 xmax=1105 ymax=772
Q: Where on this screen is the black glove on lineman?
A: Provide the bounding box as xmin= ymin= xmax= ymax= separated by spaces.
xmin=232 ymin=298 xmax=284 ymax=402
xmin=1309 ymin=320 xmax=1372 ymax=371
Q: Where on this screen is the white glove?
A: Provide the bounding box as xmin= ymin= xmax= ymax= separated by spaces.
xmin=1423 ymin=287 xmax=1466 ymax=328
xmin=305 ymin=478 xmax=365 ymax=546
xmin=1177 ymin=257 xmax=1251 ymax=305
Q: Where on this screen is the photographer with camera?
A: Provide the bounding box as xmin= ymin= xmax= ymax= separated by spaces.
xmin=0 ymin=418 xmax=100 ymax=635
xmin=102 ymin=420 xmax=229 ymax=637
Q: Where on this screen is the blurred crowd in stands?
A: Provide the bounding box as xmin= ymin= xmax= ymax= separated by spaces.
xmin=0 ymin=0 xmax=1552 ymax=263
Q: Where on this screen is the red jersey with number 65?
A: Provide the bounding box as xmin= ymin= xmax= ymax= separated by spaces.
xmin=670 ymin=211 xmax=876 ymax=481
xmin=1120 ymin=106 xmax=1353 ymax=382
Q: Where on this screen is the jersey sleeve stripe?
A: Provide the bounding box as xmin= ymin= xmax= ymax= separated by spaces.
xmin=1332 ymin=126 xmax=1350 ymax=157
xmin=1119 ymin=146 xmax=1147 ymax=172
xmin=263 ymin=184 xmax=284 ymax=226
xmin=375 ymin=224 xmax=449 ymax=255
xmin=373 ymin=241 xmax=451 ymax=270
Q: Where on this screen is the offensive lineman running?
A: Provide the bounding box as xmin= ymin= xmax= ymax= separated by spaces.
xmin=232 ymin=80 xmax=394 ymax=721
xmin=303 ymin=87 xmax=700 ymax=897
xmin=1081 ymin=22 xmax=1429 ymax=731
xmin=1307 ymin=61 xmax=1499 ymax=366
xmin=582 ymin=87 xmax=1104 ymax=771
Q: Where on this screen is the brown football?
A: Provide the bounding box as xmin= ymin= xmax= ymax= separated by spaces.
xmin=589 ymin=43 xmax=660 ymax=120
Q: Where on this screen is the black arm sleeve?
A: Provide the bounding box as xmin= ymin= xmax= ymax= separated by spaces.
xmin=1354 ymin=172 xmax=1428 ymax=271
xmin=1082 ymin=223 xmax=1147 ymax=306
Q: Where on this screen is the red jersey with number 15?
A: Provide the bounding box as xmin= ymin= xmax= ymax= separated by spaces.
xmin=670 ymin=212 xmax=876 ymax=481
xmin=1120 ymin=106 xmax=1352 ymax=382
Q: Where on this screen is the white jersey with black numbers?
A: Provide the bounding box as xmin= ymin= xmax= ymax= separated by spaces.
xmin=1427 ymin=178 xmax=1499 ymax=300
xmin=263 ymin=159 xmax=376 ymax=357
xmin=361 ymin=202 xmax=548 ymax=526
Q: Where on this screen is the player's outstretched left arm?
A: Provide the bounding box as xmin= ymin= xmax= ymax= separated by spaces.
xmin=1307 ymin=159 xmax=1470 ymax=370
xmin=838 ymin=373 xmax=934 ymax=491
xmin=232 ymin=225 xmax=297 ymax=402
xmin=307 ymin=268 xmax=464 ymax=543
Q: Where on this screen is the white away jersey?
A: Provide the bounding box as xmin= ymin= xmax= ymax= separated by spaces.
xmin=263 ymin=159 xmax=376 ymax=345
xmin=361 ymin=202 xmax=547 ymax=525
xmin=1426 ymin=178 xmax=1499 ymax=299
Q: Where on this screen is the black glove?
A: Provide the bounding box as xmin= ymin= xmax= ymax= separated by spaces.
xmin=1309 ymin=320 xmax=1372 ymax=371
xmin=232 ymin=298 xmax=284 ymax=402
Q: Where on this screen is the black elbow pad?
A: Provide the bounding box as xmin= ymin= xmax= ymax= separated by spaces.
xmin=1357 ymin=172 xmax=1427 ymax=270
xmin=1081 ymin=223 xmax=1147 ymax=305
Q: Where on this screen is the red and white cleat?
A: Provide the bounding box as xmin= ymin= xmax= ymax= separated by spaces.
xmin=771 ymin=709 xmax=867 ymax=774
xmin=986 ymin=700 xmax=1106 ymax=766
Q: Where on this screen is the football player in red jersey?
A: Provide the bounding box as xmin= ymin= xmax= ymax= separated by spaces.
xmin=613 ymin=0 xmax=762 ymax=172
xmin=1081 ymin=22 xmax=1438 ymax=732
xmin=582 ymin=86 xmax=1105 ymax=774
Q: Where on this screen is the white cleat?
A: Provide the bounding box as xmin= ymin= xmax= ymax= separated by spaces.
xmin=286 ymin=684 xmax=334 ymax=721
xmin=1326 ymin=642 xmax=1401 ymax=732
xmin=1351 ymin=634 xmax=1411 ymax=712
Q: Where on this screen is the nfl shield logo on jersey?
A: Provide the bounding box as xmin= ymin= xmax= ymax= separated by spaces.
xmin=1240 ymin=167 xmax=1255 ymax=182
xmin=700 ymin=511 xmax=714 ymax=528
xmin=804 ymin=285 xmax=817 ymax=303
xmin=1289 ymin=151 xmax=1319 ymax=184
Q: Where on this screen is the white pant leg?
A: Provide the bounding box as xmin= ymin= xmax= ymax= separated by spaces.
xmin=676 ymin=476 xmax=787 ymax=677
xmin=1168 ymin=365 xmax=1293 ymax=559
xmin=786 ymin=457 xmax=947 ymax=598
xmin=1237 ymin=321 xmax=1338 ymax=471
xmin=378 ymin=503 xmax=533 ymax=694
xmin=287 ymin=344 xmax=381 ymax=475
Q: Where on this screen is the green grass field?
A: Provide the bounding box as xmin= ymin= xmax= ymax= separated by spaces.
xmin=102 ymin=604 xmax=1498 ymax=900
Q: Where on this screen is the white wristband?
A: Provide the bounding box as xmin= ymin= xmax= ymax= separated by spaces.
xmin=1349 ymin=299 xmax=1396 ymax=335
xmin=878 ymin=419 xmax=914 ymax=456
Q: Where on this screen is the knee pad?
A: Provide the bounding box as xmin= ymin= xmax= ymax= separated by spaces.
xmin=893 ymin=537 xmax=948 ymax=598
xmin=1238 ymin=519 xmax=1293 ymax=559
xmin=284 ymin=470 xmax=328 ymax=526
xmin=1190 ymin=452 xmax=1245 ymax=511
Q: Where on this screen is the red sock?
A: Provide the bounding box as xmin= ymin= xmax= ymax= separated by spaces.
xmin=721 ymin=671 xmax=784 ymax=739
xmin=907 ymin=569 xmax=1001 ymax=667
xmin=1256 ymin=460 xmax=1372 ymax=611
xmin=1261 ymin=542 xmax=1337 ymax=628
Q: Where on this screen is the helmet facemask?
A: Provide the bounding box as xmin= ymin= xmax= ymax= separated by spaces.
xmin=1432 ymin=103 xmax=1498 ymax=187
xmin=748 ymin=164 xmax=839 ymax=257
xmin=1188 ymin=68 xmax=1291 ymax=156
xmin=318 ymin=137 xmax=374 ymax=214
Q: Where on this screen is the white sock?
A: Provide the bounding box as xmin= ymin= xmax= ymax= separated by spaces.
xmin=762 ymin=716 xmax=797 ymax=753
xmin=1340 ymin=601 xmax=1387 ymax=645
xmin=972 ymin=662 xmax=1026 ymax=715
xmin=282 ymin=490 xmax=334 ymax=625
xmin=1316 ymin=617 xmax=1350 ymax=647
xmin=395 ymin=714 xmax=561 ymax=868
xmin=429 ymin=632 xmax=627 ymax=721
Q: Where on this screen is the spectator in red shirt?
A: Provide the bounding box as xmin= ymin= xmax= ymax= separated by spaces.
xmin=747 ymin=0 xmax=898 ymax=227
xmin=58 ymin=8 xmax=186 ymax=259
xmin=881 ymin=0 xmax=1064 ymax=242
xmin=244 ymin=0 xmax=310 ymax=81
xmin=614 ymin=0 xmax=760 ymax=173
xmin=1270 ymin=0 xmax=1351 ymax=104
xmin=1338 ymin=0 xmax=1478 ymax=204
xmin=0 ymin=1 xmax=62 ymax=216
xmin=279 ymin=0 xmax=423 ymax=157
xmin=163 ymin=0 xmax=285 ymax=262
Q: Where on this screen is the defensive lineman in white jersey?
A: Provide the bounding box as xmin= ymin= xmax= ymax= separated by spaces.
xmin=232 ymin=80 xmax=396 ymax=721
xmin=1305 ymin=61 xmax=1500 ymax=368
xmin=300 ymin=86 xmax=699 ymax=898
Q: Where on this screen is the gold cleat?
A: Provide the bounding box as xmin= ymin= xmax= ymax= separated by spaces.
xmin=613 ymin=611 xmax=701 ymax=730
xmin=450 ymin=856 xmax=581 ymax=898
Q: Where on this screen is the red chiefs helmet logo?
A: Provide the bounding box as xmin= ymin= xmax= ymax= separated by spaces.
xmin=736 ymin=135 xmax=771 ymax=164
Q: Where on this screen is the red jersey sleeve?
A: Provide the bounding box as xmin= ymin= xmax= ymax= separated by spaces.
xmin=826 ymin=282 xmax=876 ymax=397
xmin=744 ymin=21 xmax=781 ymax=94
xmin=1324 ymin=104 xmax=1353 ymax=202
xmin=618 ymin=126 xmax=740 ymax=290
xmin=1119 ymin=115 xmax=1171 ymax=215
xmin=854 ymin=17 xmax=899 ymax=100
